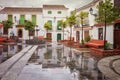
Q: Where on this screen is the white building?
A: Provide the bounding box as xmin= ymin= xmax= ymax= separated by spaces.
xmin=0 ymin=5 xmax=69 ymax=42
xmin=73 ymin=0 xmax=120 ymax=49
xmin=42 ymin=5 xmax=68 ymax=42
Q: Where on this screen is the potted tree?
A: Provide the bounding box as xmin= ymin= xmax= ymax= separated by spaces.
xmin=2 ymin=20 xmax=13 ymax=39
xmin=91 ymin=0 xmax=120 ymax=57
xmin=44 ymin=22 xmax=51 ymax=42
xmin=24 ymin=20 xmax=35 ymax=40
xmin=95 ymin=0 xmax=119 ymax=50
xmin=66 ymin=11 xmax=76 ymax=43
xmin=78 ymin=11 xmax=88 ymax=45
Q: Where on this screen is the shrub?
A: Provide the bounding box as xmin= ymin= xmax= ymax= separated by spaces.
xmin=85 ymin=35 xmax=91 ymax=42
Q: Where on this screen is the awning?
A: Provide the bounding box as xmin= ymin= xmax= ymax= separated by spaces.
xmin=0 ymin=23 xmax=3 ymax=28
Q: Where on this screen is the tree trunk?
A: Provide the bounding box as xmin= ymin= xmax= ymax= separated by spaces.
xmin=29 ymin=30 xmax=30 ymax=40
xmin=70 ymin=25 xmax=72 ymax=59
xmin=81 ymin=18 xmax=84 ymax=45
xmin=104 ymin=10 xmax=107 ymax=50
xmin=63 ymin=28 xmax=64 ymax=56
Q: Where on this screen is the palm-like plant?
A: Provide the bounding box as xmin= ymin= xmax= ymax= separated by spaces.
xmin=66 ymin=11 xmax=76 ymax=57
xmin=2 ymin=20 xmax=13 ymax=38
xmin=24 ymin=20 xmax=35 ymax=40
xmin=59 ymin=20 xmax=67 ymax=40
xmin=66 ymin=11 xmax=76 ymax=42
xmin=95 ymin=0 xmax=120 ymax=50
xmin=78 ymin=11 xmax=88 ymax=45
xmin=44 ymin=22 xmax=51 ymax=40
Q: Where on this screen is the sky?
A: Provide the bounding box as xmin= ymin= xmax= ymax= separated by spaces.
xmin=0 ymin=0 xmax=93 ymax=11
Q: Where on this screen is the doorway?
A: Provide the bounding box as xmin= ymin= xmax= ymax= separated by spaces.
xmin=98 ymin=28 xmax=103 ymax=40
xmin=18 ymin=29 xmax=23 ymax=38
xmin=76 ymin=31 xmax=80 ymax=42
xmin=114 ymin=23 xmax=120 ymax=49
xmin=84 ymin=31 xmax=89 ymax=39
xmin=57 ymin=33 xmax=61 ymax=41
xmin=46 ymin=33 xmax=52 ymax=40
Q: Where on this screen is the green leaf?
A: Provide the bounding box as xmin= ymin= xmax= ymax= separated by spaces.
xmin=95 ymin=0 xmax=120 ymax=24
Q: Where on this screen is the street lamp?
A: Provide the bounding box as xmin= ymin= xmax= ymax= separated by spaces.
xmin=35 ymin=25 xmax=39 ymax=37
xmin=14 ymin=16 xmax=16 ymax=22
xmin=89 ymin=8 xmax=97 ymax=17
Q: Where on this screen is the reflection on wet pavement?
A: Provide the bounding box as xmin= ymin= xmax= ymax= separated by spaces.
xmin=0 ymin=43 xmax=26 ymax=63
xmin=25 ymin=43 xmax=109 ymax=80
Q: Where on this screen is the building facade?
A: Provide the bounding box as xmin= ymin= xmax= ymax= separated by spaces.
xmin=42 ymin=5 xmax=68 ymax=42
xmin=0 ymin=5 xmax=69 ymax=42
xmin=74 ymin=0 xmax=120 ymax=49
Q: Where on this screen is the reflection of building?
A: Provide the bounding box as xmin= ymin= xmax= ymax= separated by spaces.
xmin=74 ymin=0 xmax=120 ymax=49
xmin=0 ymin=5 xmax=68 ymax=42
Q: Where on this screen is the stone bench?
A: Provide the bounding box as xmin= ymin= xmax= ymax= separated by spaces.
xmin=85 ymin=39 xmax=105 ymax=48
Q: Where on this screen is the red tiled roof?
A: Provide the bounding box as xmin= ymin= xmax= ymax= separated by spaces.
xmin=43 ymin=5 xmax=68 ymax=10
xmin=0 ymin=7 xmax=42 ymax=13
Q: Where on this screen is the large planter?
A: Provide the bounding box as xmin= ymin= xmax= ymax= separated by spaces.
xmin=90 ymin=48 xmax=120 ymax=58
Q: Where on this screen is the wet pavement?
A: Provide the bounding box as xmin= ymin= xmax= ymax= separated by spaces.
xmin=0 ymin=46 xmax=38 ymax=80
xmin=98 ymin=55 xmax=120 ymax=80
xmin=0 ymin=42 xmax=120 ymax=80
xmin=17 ymin=63 xmax=78 ymax=80
xmin=16 ymin=42 xmax=105 ymax=80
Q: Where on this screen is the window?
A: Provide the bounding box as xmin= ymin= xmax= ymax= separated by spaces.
xmin=98 ymin=28 xmax=103 ymax=40
xmin=8 ymin=15 xmax=13 ymax=22
xmin=48 ymin=11 xmax=52 ymax=14
xmin=48 ymin=20 xmax=52 ymax=30
xmin=19 ymin=15 xmax=25 ymax=25
xmin=57 ymin=20 xmax=62 ymax=30
xmin=57 ymin=11 xmax=62 ymax=14
xmin=32 ymin=15 xmax=36 ymax=25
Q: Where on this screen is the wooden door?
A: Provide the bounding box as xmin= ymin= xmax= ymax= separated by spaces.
xmin=57 ymin=33 xmax=61 ymax=41
xmin=114 ymin=23 xmax=120 ymax=49
xmin=47 ymin=33 xmax=52 ymax=40
xmin=84 ymin=31 xmax=89 ymax=40
xmin=76 ymin=31 xmax=80 ymax=42
xmin=98 ymin=28 xmax=103 ymax=40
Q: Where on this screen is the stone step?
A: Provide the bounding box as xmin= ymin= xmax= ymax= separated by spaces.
xmin=0 ymin=46 xmax=32 ymax=78
xmin=1 ymin=46 xmax=38 ymax=80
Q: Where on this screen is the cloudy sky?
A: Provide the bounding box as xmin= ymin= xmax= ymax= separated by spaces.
xmin=0 ymin=0 xmax=93 ymax=10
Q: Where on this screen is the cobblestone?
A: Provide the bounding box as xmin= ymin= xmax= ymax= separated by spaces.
xmin=98 ymin=55 xmax=120 ymax=80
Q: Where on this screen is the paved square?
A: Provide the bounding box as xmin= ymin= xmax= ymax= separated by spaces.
xmin=17 ymin=63 xmax=79 ymax=80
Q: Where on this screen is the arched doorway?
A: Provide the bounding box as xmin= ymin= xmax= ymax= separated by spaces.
xmin=76 ymin=31 xmax=80 ymax=42
xmin=57 ymin=33 xmax=61 ymax=41
xmin=46 ymin=33 xmax=52 ymax=41
xmin=18 ymin=29 xmax=23 ymax=38
xmin=114 ymin=23 xmax=120 ymax=49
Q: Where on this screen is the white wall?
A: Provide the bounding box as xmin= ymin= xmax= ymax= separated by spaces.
xmin=43 ymin=9 xmax=68 ymax=42
xmin=91 ymin=25 xmax=114 ymax=44
xmin=106 ymin=25 xmax=113 ymax=44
